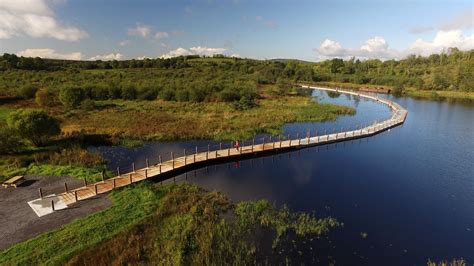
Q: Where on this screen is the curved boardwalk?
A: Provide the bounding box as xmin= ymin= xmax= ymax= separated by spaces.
xmin=39 ymin=86 xmax=407 ymax=214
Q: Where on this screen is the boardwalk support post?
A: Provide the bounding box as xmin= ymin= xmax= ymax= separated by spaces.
xmin=288 ymin=134 xmax=291 ymax=146
xmin=171 ymin=152 xmax=174 ymax=169
xmin=184 ymin=149 xmax=187 ymax=165
xmin=307 ymin=129 xmax=310 ymax=144
xmin=297 ymin=133 xmax=300 ymax=146
xmin=74 ymin=190 xmax=78 ymax=202
xmin=64 ymin=182 xmax=68 ymax=193
xmin=129 ymin=173 xmax=133 ymax=184
xmin=159 ymin=164 xmax=162 ymax=174
xmin=94 ymin=184 xmax=98 ymax=195
xmin=252 ymin=138 xmax=254 ymax=152
xmin=145 ymin=169 xmax=148 ymax=179
xmin=279 ymin=135 xmax=282 ymax=148
xmin=51 ymin=200 xmax=55 ymax=211
xmin=113 ymin=178 xmax=116 ymax=188
xmin=262 ymin=137 xmax=265 ymax=151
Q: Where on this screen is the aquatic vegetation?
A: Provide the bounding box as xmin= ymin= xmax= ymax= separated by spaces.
xmin=0 ymin=183 xmax=342 ymax=265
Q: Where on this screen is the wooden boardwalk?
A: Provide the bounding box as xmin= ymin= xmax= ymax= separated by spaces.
xmin=55 ymin=86 xmax=407 ymax=206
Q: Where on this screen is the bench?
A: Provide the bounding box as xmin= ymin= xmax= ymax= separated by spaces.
xmin=2 ymin=175 xmax=25 ymax=188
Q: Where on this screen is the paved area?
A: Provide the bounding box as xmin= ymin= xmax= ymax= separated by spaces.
xmin=0 ymin=175 xmax=112 ymax=251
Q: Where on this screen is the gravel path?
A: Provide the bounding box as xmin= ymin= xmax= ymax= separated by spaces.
xmin=0 ymin=175 xmax=112 ymax=251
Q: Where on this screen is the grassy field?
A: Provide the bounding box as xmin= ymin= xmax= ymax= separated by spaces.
xmin=0 ymin=183 xmax=340 ymax=265
xmin=60 ymin=96 xmax=355 ymax=141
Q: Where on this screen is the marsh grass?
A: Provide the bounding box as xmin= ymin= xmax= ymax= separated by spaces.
xmin=0 ymin=183 xmax=341 ymax=265
xmin=61 ymin=96 xmax=354 ymax=141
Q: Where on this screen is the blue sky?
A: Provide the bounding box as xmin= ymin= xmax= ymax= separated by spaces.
xmin=0 ymin=0 xmax=473 ymax=61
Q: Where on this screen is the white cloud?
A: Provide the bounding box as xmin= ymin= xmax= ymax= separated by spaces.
xmin=441 ymin=9 xmax=473 ymax=31
xmin=128 ymin=24 xmax=151 ymax=38
xmin=160 ymin=46 xmax=228 ymax=58
xmin=409 ymin=30 xmax=474 ymax=56
xmin=317 ymin=39 xmax=346 ymax=57
xmin=17 ymin=48 xmax=82 ymax=60
xmin=410 ymin=26 xmax=434 ymax=34
xmin=154 ymin=31 xmax=169 ymax=40
xmin=119 ymin=40 xmax=131 ymax=46
xmin=89 ymin=53 xmax=124 ymax=61
xmin=0 ymin=0 xmax=88 ymax=41
xmin=315 ymin=30 xmax=474 ymax=60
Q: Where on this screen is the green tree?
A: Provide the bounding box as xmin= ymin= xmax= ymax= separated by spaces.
xmin=6 ymin=109 xmax=61 ymax=146
xmin=59 ymin=87 xmax=85 ymax=108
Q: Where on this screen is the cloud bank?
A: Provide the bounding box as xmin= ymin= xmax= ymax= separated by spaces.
xmin=315 ymin=30 xmax=474 ymax=60
xmin=160 ymin=46 xmax=228 ymax=58
xmin=0 ymin=0 xmax=88 ymax=41
xmin=17 ymin=48 xmax=83 ymax=60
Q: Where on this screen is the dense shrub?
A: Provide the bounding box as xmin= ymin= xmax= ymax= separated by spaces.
xmin=160 ymin=88 xmax=176 ymax=101
xmin=121 ymin=85 xmax=137 ymax=100
xmin=6 ymin=109 xmax=61 ymax=146
xmin=59 ymin=87 xmax=85 ymax=108
xmin=175 ymin=89 xmax=189 ymax=102
xmin=18 ymin=85 xmax=38 ymax=99
xmin=0 ymin=127 xmax=22 ymax=154
xmin=35 ymin=88 xmax=57 ymax=107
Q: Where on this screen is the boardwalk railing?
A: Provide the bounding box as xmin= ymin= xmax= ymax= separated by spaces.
xmin=54 ymin=85 xmax=407 ymax=206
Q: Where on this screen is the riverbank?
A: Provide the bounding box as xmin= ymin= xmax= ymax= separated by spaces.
xmin=0 ymin=182 xmax=340 ymax=265
xmin=314 ymin=81 xmax=474 ymax=101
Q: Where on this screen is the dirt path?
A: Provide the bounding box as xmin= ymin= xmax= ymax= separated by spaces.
xmin=0 ymin=175 xmax=111 ymax=251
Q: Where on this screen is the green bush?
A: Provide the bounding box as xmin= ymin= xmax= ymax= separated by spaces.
xmin=121 ymin=85 xmax=137 ymax=100
xmin=0 ymin=127 xmax=22 ymax=154
xmin=18 ymin=85 xmax=38 ymax=99
xmin=160 ymin=88 xmax=176 ymax=101
xmin=81 ymin=99 xmax=96 ymax=111
xmin=35 ymin=88 xmax=57 ymax=107
xmin=175 ymin=89 xmax=189 ymax=102
xmin=59 ymin=87 xmax=85 ymax=108
xmin=6 ymin=109 xmax=60 ymax=146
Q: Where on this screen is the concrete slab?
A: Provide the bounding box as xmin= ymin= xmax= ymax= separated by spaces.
xmin=27 ymin=194 xmax=68 ymax=217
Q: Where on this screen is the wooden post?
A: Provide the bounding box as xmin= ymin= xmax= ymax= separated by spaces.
xmin=271 ymin=136 xmax=275 ymax=149
xmin=289 ymin=134 xmax=292 ymax=146
xmin=38 ymin=188 xmax=43 ymax=199
xmin=171 ymin=152 xmax=174 ymax=169
xmin=113 ymin=178 xmax=116 ymax=188
xmin=129 ymin=173 xmax=133 ymax=184
xmin=279 ymin=135 xmax=282 ymax=148
xmin=101 ymin=172 xmax=105 ymax=182
xmin=74 ymin=190 xmax=78 ymax=202
xmin=159 ymin=155 xmax=162 ymax=164
xmin=117 ymin=167 xmax=120 ymax=176
xmin=159 ymin=164 xmax=162 ymax=174
xmin=228 ymin=141 xmax=231 ymax=156
xmin=297 ymin=133 xmax=300 ymax=146
xmin=64 ymin=182 xmax=68 ymax=193
xmin=262 ymin=137 xmax=265 ymax=151
xmin=195 ymin=146 xmax=198 ymax=162
xmin=184 ymin=149 xmax=187 ymax=165
xmin=146 ymin=158 xmax=149 ymax=168
xmin=83 ymin=178 xmax=87 ymax=187
xmin=94 ymin=184 xmax=98 ymax=195
xmin=51 ymin=200 xmax=55 ymax=211
xmin=307 ymin=129 xmax=310 ymax=144
xmin=252 ymin=138 xmax=254 ymax=152
xmin=145 ymin=169 xmax=148 ymax=179
xmin=132 ymin=162 xmax=135 ymax=173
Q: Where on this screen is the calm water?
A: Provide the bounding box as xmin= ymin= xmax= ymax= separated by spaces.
xmin=89 ymin=90 xmax=474 ymax=265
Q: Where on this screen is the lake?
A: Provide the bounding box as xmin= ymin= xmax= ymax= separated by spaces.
xmin=89 ymin=89 xmax=474 ymax=265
